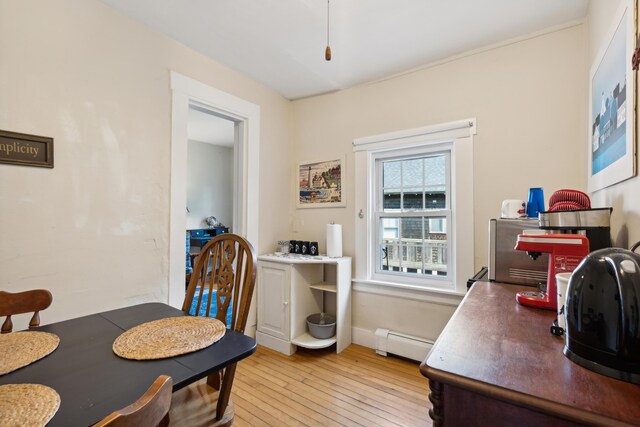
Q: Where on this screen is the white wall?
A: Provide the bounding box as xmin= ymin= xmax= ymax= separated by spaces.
xmin=292 ymin=24 xmax=587 ymax=341
xmin=186 ymin=141 xmax=233 ymax=230
xmin=0 ymin=0 xmax=292 ymax=328
xmin=587 ymin=0 xmax=640 ymax=249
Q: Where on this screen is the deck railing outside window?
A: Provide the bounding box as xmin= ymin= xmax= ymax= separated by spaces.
xmin=381 ymin=237 xmax=447 ymax=276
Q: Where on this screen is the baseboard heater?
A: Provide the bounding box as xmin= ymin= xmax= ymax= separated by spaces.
xmin=374 ymin=328 xmax=434 ymax=362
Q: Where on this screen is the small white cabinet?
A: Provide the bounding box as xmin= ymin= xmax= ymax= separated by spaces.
xmin=256 ymin=254 xmax=351 ymax=355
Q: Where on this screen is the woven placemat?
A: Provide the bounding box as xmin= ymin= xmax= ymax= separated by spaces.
xmin=0 ymin=331 xmax=60 ymax=376
xmin=113 ymin=316 xmax=226 ymax=360
xmin=0 ymin=383 xmax=61 ymax=427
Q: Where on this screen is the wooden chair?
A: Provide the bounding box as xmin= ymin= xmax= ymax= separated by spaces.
xmin=0 ymin=289 xmax=53 ymax=333
xmin=93 ymin=375 xmax=173 ymax=427
xmin=169 ymin=233 xmax=256 ymax=427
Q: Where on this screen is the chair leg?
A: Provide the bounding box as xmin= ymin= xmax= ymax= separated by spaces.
xmin=160 ymin=412 xmax=170 ymax=427
xmin=206 ymin=370 xmax=222 ymax=391
xmin=215 ymin=363 xmax=237 ymax=421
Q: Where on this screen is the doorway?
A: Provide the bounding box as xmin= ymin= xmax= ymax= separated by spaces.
xmin=186 ymin=105 xmax=236 ymax=232
xmin=169 ymin=72 xmax=260 ymax=336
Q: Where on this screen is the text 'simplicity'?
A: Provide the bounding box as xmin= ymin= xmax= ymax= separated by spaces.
xmin=0 ymin=141 xmax=39 ymax=158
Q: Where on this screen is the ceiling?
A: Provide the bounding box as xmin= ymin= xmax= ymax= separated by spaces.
xmin=99 ymin=0 xmax=590 ymax=100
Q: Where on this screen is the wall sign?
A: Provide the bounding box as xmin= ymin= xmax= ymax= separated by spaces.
xmin=0 ymin=130 xmax=54 ymax=168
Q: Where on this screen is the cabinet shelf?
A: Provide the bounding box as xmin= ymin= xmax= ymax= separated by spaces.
xmin=256 ymin=255 xmax=351 ymax=355
xmin=309 ymin=282 xmax=337 ymax=293
xmin=291 ymin=332 xmax=336 ymax=349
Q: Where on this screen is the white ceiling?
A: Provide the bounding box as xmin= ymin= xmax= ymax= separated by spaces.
xmin=99 ymin=0 xmax=589 ymax=100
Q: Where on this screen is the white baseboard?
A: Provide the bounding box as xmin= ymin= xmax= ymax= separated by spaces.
xmin=352 ymin=326 xmax=377 ymax=349
xmin=256 ymin=331 xmax=296 ymax=355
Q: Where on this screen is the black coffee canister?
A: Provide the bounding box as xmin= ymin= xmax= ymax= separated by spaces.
xmin=294 ymin=240 xmax=302 ymax=254
xmin=309 ymin=241 xmax=319 ymax=256
xmin=301 ymin=241 xmax=310 ymax=255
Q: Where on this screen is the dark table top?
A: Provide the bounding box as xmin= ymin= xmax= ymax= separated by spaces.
xmin=0 ymin=302 xmax=256 ymax=427
xmin=420 ymin=281 xmax=640 ymax=426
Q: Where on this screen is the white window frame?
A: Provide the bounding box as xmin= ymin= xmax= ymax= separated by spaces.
xmin=353 ymin=119 xmax=475 ymax=301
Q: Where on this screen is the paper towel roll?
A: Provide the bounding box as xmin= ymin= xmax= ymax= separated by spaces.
xmin=326 ymin=224 xmax=342 ymax=258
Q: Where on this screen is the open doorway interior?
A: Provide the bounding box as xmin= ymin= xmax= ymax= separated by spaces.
xmin=185 ymin=104 xmax=237 ymax=280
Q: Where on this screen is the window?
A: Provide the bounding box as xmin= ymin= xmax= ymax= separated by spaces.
xmin=353 ymin=119 xmax=475 ymax=296
xmin=376 ymin=152 xmax=451 ymax=280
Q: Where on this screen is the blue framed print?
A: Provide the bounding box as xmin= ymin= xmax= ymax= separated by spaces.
xmin=588 ymin=0 xmax=636 ymax=192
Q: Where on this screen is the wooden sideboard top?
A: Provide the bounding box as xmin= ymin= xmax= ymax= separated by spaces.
xmin=420 ymin=281 xmax=640 ymax=426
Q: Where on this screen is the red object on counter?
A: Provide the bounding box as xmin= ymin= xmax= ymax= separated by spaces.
xmin=548 ymin=189 xmax=591 ymax=210
xmin=514 ymin=233 xmax=590 ymax=310
xmin=548 ymin=201 xmax=584 ymax=211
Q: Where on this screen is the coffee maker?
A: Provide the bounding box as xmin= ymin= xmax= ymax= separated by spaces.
xmin=514 ymin=233 xmax=590 ymax=310
xmin=538 ymin=208 xmax=612 ymax=250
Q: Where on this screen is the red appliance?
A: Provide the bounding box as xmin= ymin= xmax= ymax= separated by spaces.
xmin=514 ymin=233 xmax=589 ymax=310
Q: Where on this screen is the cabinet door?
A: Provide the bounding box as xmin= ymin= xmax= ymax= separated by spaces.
xmin=257 ymin=262 xmax=290 ymax=341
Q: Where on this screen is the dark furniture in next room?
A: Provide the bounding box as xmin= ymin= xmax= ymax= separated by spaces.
xmin=189 ymin=227 xmax=229 ymax=251
xmin=186 ymin=227 xmax=229 ymax=284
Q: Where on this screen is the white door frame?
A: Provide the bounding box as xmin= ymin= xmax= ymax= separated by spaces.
xmin=169 ymin=71 xmax=260 ymax=309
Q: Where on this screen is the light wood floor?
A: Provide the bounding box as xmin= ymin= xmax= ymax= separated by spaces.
xmin=230 ymin=344 xmax=432 ymax=427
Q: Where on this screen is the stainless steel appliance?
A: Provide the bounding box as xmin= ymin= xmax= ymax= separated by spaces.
xmin=488 ymin=218 xmax=548 ymax=286
xmin=539 ymin=207 xmax=612 ymax=250
xmin=564 ymin=247 xmax=640 ymax=384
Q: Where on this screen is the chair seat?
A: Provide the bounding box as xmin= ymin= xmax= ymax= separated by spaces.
xmin=169 ymin=379 xmax=234 ymax=427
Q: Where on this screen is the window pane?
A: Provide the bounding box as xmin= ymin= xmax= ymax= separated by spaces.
xmin=400 ymin=217 xmax=423 ymax=241
xmin=401 ymin=189 xmax=423 ymax=210
xmin=425 ymin=156 xmax=445 ymax=187
xmin=425 ymin=216 xmax=447 ymax=275
xmin=379 ymin=216 xmax=448 ymax=277
xmin=402 ymin=158 xmax=423 ymax=187
xmin=383 ymin=161 xmax=401 ymax=188
xmin=380 ymin=240 xmax=398 ymax=271
xmin=425 ymin=155 xmax=446 ymax=208
xmin=425 ymin=192 xmax=446 ymax=209
xmin=383 ymin=189 xmax=401 ymax=210
xmin=382 ymin=218 xmax=399 ymax=238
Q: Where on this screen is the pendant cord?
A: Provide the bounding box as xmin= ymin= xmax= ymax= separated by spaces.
xmin=325 ymin=0 xmax=332 ymax=61
xmin=327 ymin=0 xmax=330 ymax=46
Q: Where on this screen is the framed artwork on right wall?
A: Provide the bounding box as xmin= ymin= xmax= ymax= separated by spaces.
xmin=588 ymin=0 xmax=637 ymax=192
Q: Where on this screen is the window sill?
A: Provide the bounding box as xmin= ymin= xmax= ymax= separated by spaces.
xmin=352 ymin=279 xmax=466 ymax=306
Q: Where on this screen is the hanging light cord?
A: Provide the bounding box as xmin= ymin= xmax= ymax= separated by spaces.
xmin=325 ymin=0 xmax=332 ymax=61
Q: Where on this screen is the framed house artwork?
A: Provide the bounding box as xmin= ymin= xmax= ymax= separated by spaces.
xmin=588 ymin=0 xmax=637 ymax=192
xmin=297 ymin=157 xmax=345 ymax=208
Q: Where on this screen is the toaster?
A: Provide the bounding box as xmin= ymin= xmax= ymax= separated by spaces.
xmin=488 ymin=218 xmax=548 ymax=286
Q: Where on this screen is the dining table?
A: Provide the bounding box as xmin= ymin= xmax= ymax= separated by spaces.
xmin=0 ymin=302 xmax=257 ymax=426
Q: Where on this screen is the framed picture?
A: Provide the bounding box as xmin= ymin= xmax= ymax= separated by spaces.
xmin=297 ymin=157 xmax=345 ymax=208
xmin=588 ymin=1 xmax=636 ymax=192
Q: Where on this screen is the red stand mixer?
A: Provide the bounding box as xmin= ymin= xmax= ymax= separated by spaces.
xmin=514 ymin=233 xmax=590 ymax=310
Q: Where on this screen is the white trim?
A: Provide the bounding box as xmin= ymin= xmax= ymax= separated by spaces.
xmin=169 ymin=71 xmax=260 ymax=308
xmin=353 ymin=279 xmax=464 ymax=306
xmin=353 ymin=118 xmax=476 ymax=151
xmin=351 ymin=326 xmax=377 ymax=349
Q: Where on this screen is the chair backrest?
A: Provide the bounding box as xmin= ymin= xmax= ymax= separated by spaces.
xmin=0 ymin=289 xmax=53 ymax=333
xmin=182 ymin=233 xmax=257 ymax=333
xmin=93 ymin=375 xmax=173 ymax=427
